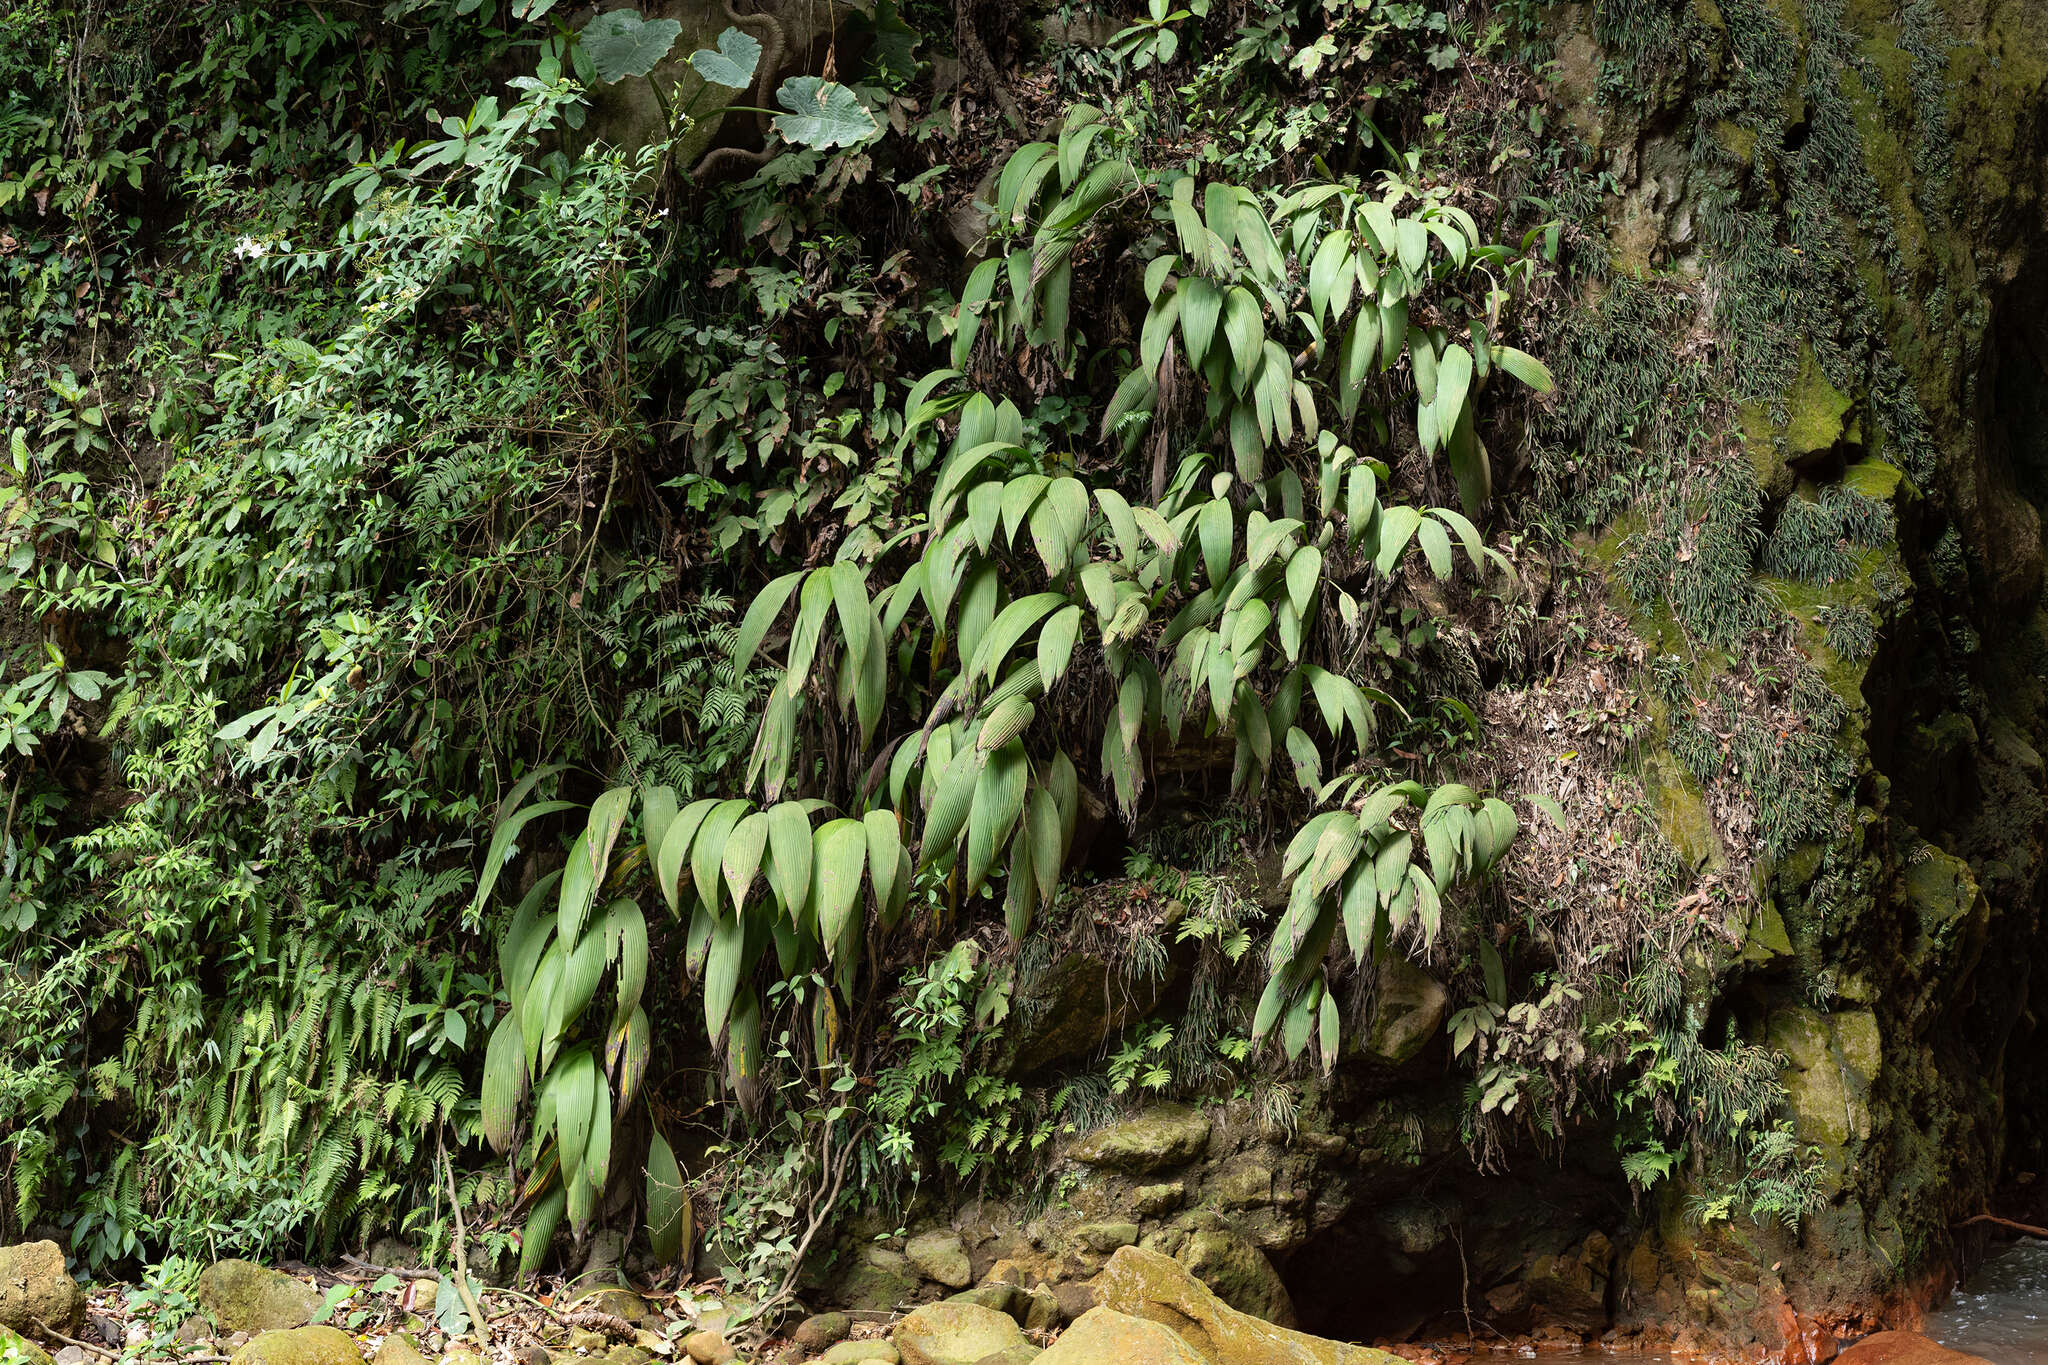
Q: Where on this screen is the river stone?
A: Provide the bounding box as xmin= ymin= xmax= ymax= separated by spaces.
xmin=794 ymin=1312 xmax=852 ymax=1349
xmin=229 ymin=1326 xmax=361 ymax=1365
xmin=371 ymin=1334 xmax=430 ymax=1365
xmin=1069 ymin=1106 xmax=1211 ymax=1174
xmin=198 ymin=1261 xmax=322 ymax=1335
xmin=892 ymin=1302 xmax=1024 ymax=1365
xmin=0 ymin=1326 xmax=54 ymax=1365
xmin=0 ymin=1242 xmax=84 ymax=1335
xmin=1093 ymin=1246 xmax=1404 ymax=1365
xmin=820 ymin=1342 xmax=901 ymax=1364
xmin=1038 ymin=1308 xmax=1206 ymax=1365
xmin=906 ymin=1230 xmax=974 ymax=1288
xmin=1834 ymin=1332 xmax=1993 ymax=1365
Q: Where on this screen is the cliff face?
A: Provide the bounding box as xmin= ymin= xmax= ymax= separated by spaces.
xmin=911 ymin=0 xmax=2048 ymax=1350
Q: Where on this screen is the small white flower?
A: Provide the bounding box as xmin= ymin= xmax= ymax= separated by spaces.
xmin=233 ymin=235 xmax=268 ymax=260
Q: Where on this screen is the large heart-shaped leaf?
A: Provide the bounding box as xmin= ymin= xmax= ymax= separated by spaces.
xmin=583 ymin=10 xmax=683 ymax=84
xmin=688 ymin=26 xmax=762 ymax=89
xmin=772 ymin=76 xmax=878 ymax=149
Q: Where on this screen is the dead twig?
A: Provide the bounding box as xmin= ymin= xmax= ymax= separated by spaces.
xmin=34 ymin=1318 xmax=118 ymax=1361
xmin=1956 ymin=1213 xmax=2048 ymax=1238
xmin=439 ymin=1127 xmax=493 ymax=1350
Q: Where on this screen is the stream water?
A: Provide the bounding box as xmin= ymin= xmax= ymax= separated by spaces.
xmin=1925 ymin=1240 xmax=2048 ymax=1365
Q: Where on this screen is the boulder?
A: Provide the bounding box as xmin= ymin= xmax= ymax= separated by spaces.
xmin=794 ymin=1312 xmax=853 ymax=1350
xmin=371 ymin=1334 xmax=430 ymax=1365
xmin=1835 ymin=1333 xmax=1992 ymax=1365
xmin=0 ymin=1326 xmax=54 ymax=1365
xmin=1092 ymin=1246 xmax=1405 ymax=1365
xmin=197 ymin=1261 xmax=322 ymax=1335
xmin=892 ymin=1302 xmax=1025 ymax=1365
xmin=1038 ymin=1308 xmax=1207 ymax=1365
xmin=682 ymin=1329 xmax=737 ymax=1364
xmin=0 ymin=1242 xmax=84 ymax=1335
xmin=820 ymin=1342 xmax=901 ymax=1364
xmin=1131 ymin=1185 xmax=1186 ymax=1218
xmin=1361 ymin=958 xmax=1448 ymax=1065
xmin=228 ymin=1326 xmax=361 ymax=1365
xmin=1069 ymin=1107 xmax=1212 ymax=1175
xmin=907 ymin=1230 xmax=974 ymax=1289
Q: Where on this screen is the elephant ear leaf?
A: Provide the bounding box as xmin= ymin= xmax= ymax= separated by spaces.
xmin=773 ymin=76 xmax=878 ymax=149
xmin=688 ymin=25 xmax=762 ymax=89
xmin=584 ymin=10 xmax=683 ymax=84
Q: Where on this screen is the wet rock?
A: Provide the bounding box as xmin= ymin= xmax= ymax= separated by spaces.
xmin=838 ymin=1246 xmax=922 ymax=1312
xmin=1050 ymin=1282 xmax=1096 ymax=1323
xmin=197 ymin=1261 xmax=323 ymax=1336
xmin=228 ymin=1326 xmax=361 ymax=1365
xmin=819 ymin=1342 xmax=901 ymax=1364
xmin=1069 ymin=1106 xmax=1212 ymax=1174
xmin=372 ymin=1333 xmax=432 ymax=1365
xmin=906 ymin=1230 xmax=974 ymax=1288
xmin=1093 ymin=1246 xmax=1401 ymax=1365
xmin=1834 ymin=1332 xmax=1990 ymax=1365
xmin=1038 ymin=1308 xmax=1206 ymax=1365
xmin=794 ymin=1313 xmax=852 ymax=1350
xmin=892 ymin=1302 xmax=1025 ymax=1365
xmin=0 ymin=1327 xmax=54 ymax=1365
xmin=683 ymin=1329 xmax=737 ymax=1364
xmin=0 ymin=1241 xmax=84 ymax=1336
xmin=999 ymin=955 xmax=1171 ymax=1075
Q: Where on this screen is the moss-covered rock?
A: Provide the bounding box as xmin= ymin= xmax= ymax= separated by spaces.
xmin=891 ymin=1302 xmax=1025 ymax=1365
xmin=1069 ymin=1106 xmax=1212 ymax=1174
xmin=1037 ymin=1308 xmax=1207 ymax=1365
xmin=1092 ymin=1247 xmax=1404 ymax=1365
xmin=0 ymin=1242 xmax=83 ymax=1337
xmin=198 ymin=1261 xmax=322 ymax=1335
xmin=906 ymin=1229 xmax=974 ymax=1289
xmin=229 ymin=1326 xmax=362 ymax=1365
xmin=0 ymin=1325 xmax=54 ymax=1365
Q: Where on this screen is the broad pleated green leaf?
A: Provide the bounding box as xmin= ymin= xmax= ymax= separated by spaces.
xmin=645 ymin=1128 xmax=691 ymax=1267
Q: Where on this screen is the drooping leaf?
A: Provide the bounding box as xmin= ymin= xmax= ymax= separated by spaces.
xmin=687 ymin=24 xmax=762 ymax=88
xmin=645 ymin=1128 xmax=691 ymax=1267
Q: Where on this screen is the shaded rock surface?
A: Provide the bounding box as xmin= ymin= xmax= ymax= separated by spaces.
xmin=891 ymin=1301 xmax=1025 ymax=1365
xmin=0 ymin=1243 xmax=82 ymax=1337
xmin=1093 ymin=1246 xmax=1405 ymax=1365
xmin=1038 ymin=1308 xmax=1208 ymax=1365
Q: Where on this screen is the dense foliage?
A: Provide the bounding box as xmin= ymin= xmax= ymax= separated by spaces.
xmin=4 ymin=0 xmax=1884 ymax=1315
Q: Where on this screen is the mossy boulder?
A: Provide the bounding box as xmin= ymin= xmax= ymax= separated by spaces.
xmin=794 ymin=1312 xmax=853 ymax=1350
xmin=229 ymin=1326 xmax=362 ymax=1365
xmin=1069 ymin=1106 xmax=1212 ymax=1174
xmin=836 ymin=1246 xmax=922 ymax=1312
xmin=891 ymin=1302 xmax=1025 ymax=1365
xmin=370 ymin=1334 xmax=429 ymax=1365
xmin=198 ymin=1261 xmax=322 ymax=1335
xmin=1039 ymin=1309 xmax=1206 ymax=1365
xmin=1092 ymin=1247 xmax=1406 ymax=1365
xmin=906 ymin=1229 xmax=974 ymax=1288
xmin=1173 ymin=1223 xmax=1295 ymax=1328
xmin=820 ymin=1342 xmax=901 ymax=1364
xmin=0 ymin=1241 xmax=83 ymax=1336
